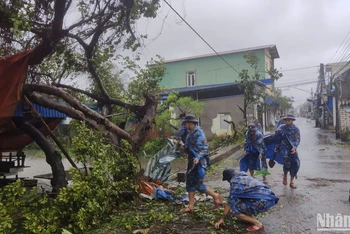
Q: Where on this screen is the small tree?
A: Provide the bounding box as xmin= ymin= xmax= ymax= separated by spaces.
xmin=237 ymin=52 xmax=282 ymax=123
xmin=264 ymin=89 xmax=293 ymax=118
xmin=140 ymin=93 xmax=205 ymax=156
xmin=157 ymin=92 xmax=205 ymax=136
xmin=274 ymin=89 xmax=293 ymax=114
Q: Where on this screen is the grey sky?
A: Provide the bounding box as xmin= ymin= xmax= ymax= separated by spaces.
xmin=131 ymin=0 xmax=350 ymax=106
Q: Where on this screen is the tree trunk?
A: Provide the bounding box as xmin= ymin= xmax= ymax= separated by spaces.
xmin=14 ymin=118 xmax=67 ymax=192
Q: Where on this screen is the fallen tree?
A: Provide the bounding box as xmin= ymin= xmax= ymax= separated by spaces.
xmin=0 ymin=0 xmax=163 ymax=191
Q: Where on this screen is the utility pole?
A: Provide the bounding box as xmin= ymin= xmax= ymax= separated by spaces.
xmin=320 ymin=63 xmax=326 ymax=129
xmin=335 ymin=78 xmax=340 ymax=139
xmin=315 ymin=65 xmax=322 ymax=128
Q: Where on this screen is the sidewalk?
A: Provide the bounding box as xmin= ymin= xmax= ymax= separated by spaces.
xmin=317 ymin=128 xmax=343 ymax=145
xmin=209 ymin=142 xmax=243 ymax=165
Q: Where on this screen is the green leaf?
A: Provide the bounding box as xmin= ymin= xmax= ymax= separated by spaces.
xmin=253 ymin=170 xmax=271 ymax=177
xmin=62 ymin=228 xmax=72 ymax=234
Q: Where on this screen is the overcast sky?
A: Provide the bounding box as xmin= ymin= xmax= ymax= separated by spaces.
xmin=128 ymin=0 xmax=350 ymax=106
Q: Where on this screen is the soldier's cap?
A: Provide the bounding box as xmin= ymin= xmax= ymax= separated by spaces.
xmin=182 ymin=114 xmax=199 ymax=123
xmin=283 ymin=114 xmax=296 ymax=121
xmin=247 ymin=123 xmax=257 ymax=131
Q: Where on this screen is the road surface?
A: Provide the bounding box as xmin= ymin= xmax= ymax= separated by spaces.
xmin=206 ymin=118 xmax=350 ymax=234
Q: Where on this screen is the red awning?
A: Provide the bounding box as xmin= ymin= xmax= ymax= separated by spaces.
xmin=0 ymin=50 xmax=33 ymax=118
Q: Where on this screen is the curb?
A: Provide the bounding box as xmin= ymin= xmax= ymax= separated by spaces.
xmin=210 ymin=143 xmax=243 ymax=165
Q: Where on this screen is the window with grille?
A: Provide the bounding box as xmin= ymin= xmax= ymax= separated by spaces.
xmin=186 ymin=71 xmax=196 ymax=87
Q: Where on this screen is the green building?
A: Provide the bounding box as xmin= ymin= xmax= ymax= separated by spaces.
xmin=160 ymin=45 xmax=280 ymax=138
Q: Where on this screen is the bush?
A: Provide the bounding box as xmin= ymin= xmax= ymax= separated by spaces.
xmin=210 ymin=135 xmax=234 ymax=150
xmin=140 ymin=138 xmax=167 ymax=157
xmin=210 ymin=127 xmax=245 ymax=150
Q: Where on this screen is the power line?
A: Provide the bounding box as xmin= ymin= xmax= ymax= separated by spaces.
xmin=328 ymin=30 xmax=350 ymax=64
xmin=276 ymin=80 xmax=318 ymax=88
xmin=329 ymin=31 xmax=350 ymax=77
xmin=277 ymin=76 xmax=319 ymax=85
xmin=163 ymin=0 xmax=240 ymax=74
xmin=279 ymin=73 xmax=318 ymax=79
xmin=289 ymin=86 xmax=312 ymax=94
xmin=333 ymin=53 xmax=350 ymax=76
xmin=279 ymin=65 xmax=319 ymax=72
xmin=332 ymin=33 xmax=350 ymax=65
xmin=277 ymin=78 xmax=318 ymax=86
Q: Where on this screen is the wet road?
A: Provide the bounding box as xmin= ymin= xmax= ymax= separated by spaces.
xmin=19 ymin=147 xmax=187 ymax=187
xmin=16 ymin=118 xmax=350 ymax=233
xmin=206 ymin=118 xmax=350 ymax=234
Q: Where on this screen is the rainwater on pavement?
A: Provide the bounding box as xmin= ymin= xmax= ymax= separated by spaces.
xmin=205 ymin=118 xmax=350 ymax=234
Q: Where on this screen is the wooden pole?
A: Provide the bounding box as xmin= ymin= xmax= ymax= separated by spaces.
xmin=23 ymin=95 xmax=78 ymax=168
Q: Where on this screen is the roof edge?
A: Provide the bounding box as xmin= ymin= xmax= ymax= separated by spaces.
xmin=165 ymin=44 xmax=279 ymax=63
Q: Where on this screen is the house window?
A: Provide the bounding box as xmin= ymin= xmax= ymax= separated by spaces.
xmin=186 ymin=71 xmax=196 ymax=87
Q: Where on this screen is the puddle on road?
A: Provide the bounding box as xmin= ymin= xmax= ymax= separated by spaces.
xmin=317 ymin=134 xmax=333 ymax=145
xmin=305 ymin=177 xmax=350 ymax=183
xmin=305 ymin=177 xmax=350 ymax=188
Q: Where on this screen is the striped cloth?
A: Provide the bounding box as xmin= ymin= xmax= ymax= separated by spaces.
xmin=144 ymin=139 xmax=182 ymax=182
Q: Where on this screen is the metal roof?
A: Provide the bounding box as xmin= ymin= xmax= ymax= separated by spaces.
xmin=165 ymin=45 xmax=280 ymax=64
xmin=160 ymin=82 xmax=239 ymax=95
xmin=160 ymin=79 xmax=270 ymax=97
xmin=260 ymin=78 xmax=274 ymax=86
xmin=14 ymin=100 xmax=67 ymax=118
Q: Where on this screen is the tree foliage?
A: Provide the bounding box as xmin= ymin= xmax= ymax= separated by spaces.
xmin=157 ymin=92 xmax=206 ymax=136
xmin=0 ymin=122 xmax=138 ymax=234
xmin=0 ymin=0 xmax=165 ymax=189
xmin=237 ymin=51 xmax=283 ymax=121
xmin=139 ymin=92 xmax=206 ymax=157
xmin=0 ymin=0 xmax=163 ymax=149
xmin=274 ymin=89 xmax=293 ymax=110
xmin=124 ymin=55 xmax=166 ymax=104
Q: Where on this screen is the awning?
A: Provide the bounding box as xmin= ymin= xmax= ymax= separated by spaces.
xmin=264 ymin=97 xmax=279 ymax=105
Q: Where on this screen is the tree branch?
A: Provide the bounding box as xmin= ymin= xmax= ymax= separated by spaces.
xmin=52 ymin=83 xmax=142 ymax=113
xmin=56 ymin=68 xmax=67 ymax=84
xmin=66 ymin=33 xmax=89 ymax=50
xmin=25 ymin=91 xmax=104 ymax=132
xmin=64 ymin=12 xmax=102 ymax=32
xmin=65 ymin=0 xmax=73 ymax=14
xmin=28 ymin=0 xmax=67 ymax=65
xmin=123 ymin=0 xmax=136 ymax=41
xmin=83 ymin=6 xmax=122 ymax=100
xmin=24 ymin=91 xmax=85 ymax=121
xmin=88 ymin=8 xmax=119 ymax=49
xmin=30 ymin=28 xmax=47 ymax=38
xmin=24 ymin=84 xmax=132 ymax=142
xmin=86 ymin=58 xmax=111 ymax=100
xmin=237 ymin=104 xmax=244 ymax=114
